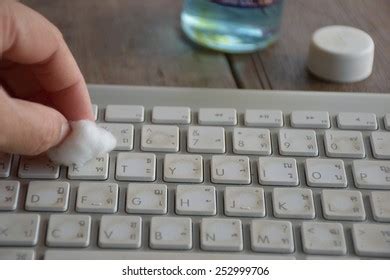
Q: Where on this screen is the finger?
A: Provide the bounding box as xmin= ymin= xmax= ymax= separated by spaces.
xmin=0 ymin=61 xmax=55 ymax=107
xmin=0 ymin=87 xmax=70 ymax=155
xmin=0 ymin=1 xmax=93 ymax=121
xmin=0 ymin=61 xmax=80 ymax=110
xmin=0 ymin=61 xmax=41 ymax=99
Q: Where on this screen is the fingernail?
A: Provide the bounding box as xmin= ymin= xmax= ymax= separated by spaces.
xmin=59 ymin=122 xmax=70 ymax=143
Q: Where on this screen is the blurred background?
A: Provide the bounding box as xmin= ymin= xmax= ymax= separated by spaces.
xmin=23 ymin=0 xmax=390 ymax=93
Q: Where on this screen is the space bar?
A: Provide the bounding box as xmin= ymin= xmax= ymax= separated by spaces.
xmin=45 ymin=250 xmax=295 ymax=260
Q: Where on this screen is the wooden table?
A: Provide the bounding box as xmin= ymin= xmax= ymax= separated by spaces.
xmin=23 ymin=0 xmax=390 ymax=93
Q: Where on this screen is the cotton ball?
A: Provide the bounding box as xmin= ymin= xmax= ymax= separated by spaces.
xmin=47 ymin=120 xmax=116 ymax=166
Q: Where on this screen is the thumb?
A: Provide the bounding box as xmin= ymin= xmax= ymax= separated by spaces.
xmin=0 ymin=88 xmax=70 ymax=156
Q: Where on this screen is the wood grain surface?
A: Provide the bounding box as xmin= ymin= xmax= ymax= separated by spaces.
xmin=228 ymin=0 xmax=390 ymax=92
xmin=22 ymin=0 xmax=236 ymax=88
xmin=22 ymin=0 xmax=390 ymax=93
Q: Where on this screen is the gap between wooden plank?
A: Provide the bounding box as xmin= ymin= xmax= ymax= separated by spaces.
xmin=226 ymin=54 xmax=268 ymax=90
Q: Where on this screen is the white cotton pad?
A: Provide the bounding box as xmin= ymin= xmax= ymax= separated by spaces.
xmin=47 ymin=120 xmax=116 ymax=166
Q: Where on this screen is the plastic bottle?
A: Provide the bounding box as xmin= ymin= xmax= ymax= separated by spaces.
xmin=181 ymin=0 xmax=284 ymax=53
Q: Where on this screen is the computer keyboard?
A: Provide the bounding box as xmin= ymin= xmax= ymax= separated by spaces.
xmin=1 ymin=84 xmax=390 ymax=260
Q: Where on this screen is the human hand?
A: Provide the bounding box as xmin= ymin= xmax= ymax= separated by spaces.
xmin=0 ymin=0 xmax=94 ymax=156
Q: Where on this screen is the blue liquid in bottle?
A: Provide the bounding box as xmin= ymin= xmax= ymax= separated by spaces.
xmin=181 ymin=0 xmax=284 ymax=53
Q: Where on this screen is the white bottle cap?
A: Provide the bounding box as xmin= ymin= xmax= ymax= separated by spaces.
xmin=307 ymin=25 xmax=374 ymax=83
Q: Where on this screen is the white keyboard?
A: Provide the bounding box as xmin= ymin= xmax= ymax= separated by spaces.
xmin=1 ymin=85 xmax=390 ymax=260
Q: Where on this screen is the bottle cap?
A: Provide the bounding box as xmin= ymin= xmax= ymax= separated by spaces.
xmin=307 ymin=25 xmax=374 ymax=83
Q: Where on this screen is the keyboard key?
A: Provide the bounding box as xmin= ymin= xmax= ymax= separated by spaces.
xmin=385 ymin=114 xmax=390 ymax=130
xmin=105 ymin=105 xmax=144 ymax=122
xmin=68 ymin=154 xmax=109 ymax=180
xmin=301 ymin=222 xmax=346 ymax=255
xmin=370 ymin=131 xmax=390 ymax=159
xmin=272 ymin=188 xmax=315 ymax=219
xmin=0 ymin=181 xmax=20 ymax=211
xmin=0 ymin=153 xmax=12 ymax=178
xmin=18 ymin=155 xmax=60 ymax=179
xmin=278 ymin=129 xmax=318 ymax=157
xmin=76 ymin=182 xmax=118 ymax=213
xmin=176 ymin=185 xmax=216 ymax=216
xmin=324 ymin=130 xmax=365 ymax=158
xmin=352 ymin=223 xmax=390 ymax=257
xmin=337 ymin=112 xmax=377 ymax=130
xmin=258 ymin=157 xmax=299 ymax=186
xmin=233 ymin=128 xmax=271 ymax=155
xmin=290 ymin=111 xmax=330 ymax=128
xmin=245 ymin=109 xmax=283 ymax=127
xmin=224 ymin=187 xmax=265 ymax=217
xmin=305 ymin=159 xmax=347 ymax=188
xmin=198 ymin=108 xmax=237 ymax=126
xmin=187 ymin=126 xmax=225 ymax=153
xmin=352 ymin=160 xmax=390 ymax=189
xmin=370 ymin=191 xmax=390 ymax=222
xmin=163 ymin=154 xmax=203 ymax=183
xmin=150 ymin=217 xmax=192 ymax=250
xmin=305 ymin=255 xmax=358 ymax=260
xmin=44 ymin=249 xmax=296 ymax=261
xmin=211 ymin=155 xmax=251 ymax=184
xmin=152 ymin=106 xmax=191 ymax=124
xmin=126 ymin=183 xmax=167 ymax=214
xmin=201 ymin=218 xmax=243 ymax=252
xmin=0 ymin=249 xmax=35 ymax=260
xmin=141 ymin=125 xmax=179 ymax=152
xmin=46 ymin=214 xmax=91 ymax=247
xmin=98 ymin=123 xmax=134 ymax=150
xmin=99 ymin=215 xmax=142 ymax=249
xmin=250 ymin=220 xmax=294 ymax=253
xmin=92 ymin=104 xmax=98 ymax=121
xmin=25 ymin=181 xmax=69 ymax=212
xmin=116 ymin=152 xmax=156 ymax=182
xmin=321 ymin=189 xmax=365 ymax=221
xmin=45 ymin=250 xmax=295 ymax=260
xmin=0 ymin=214 xmax=40 ymax=246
